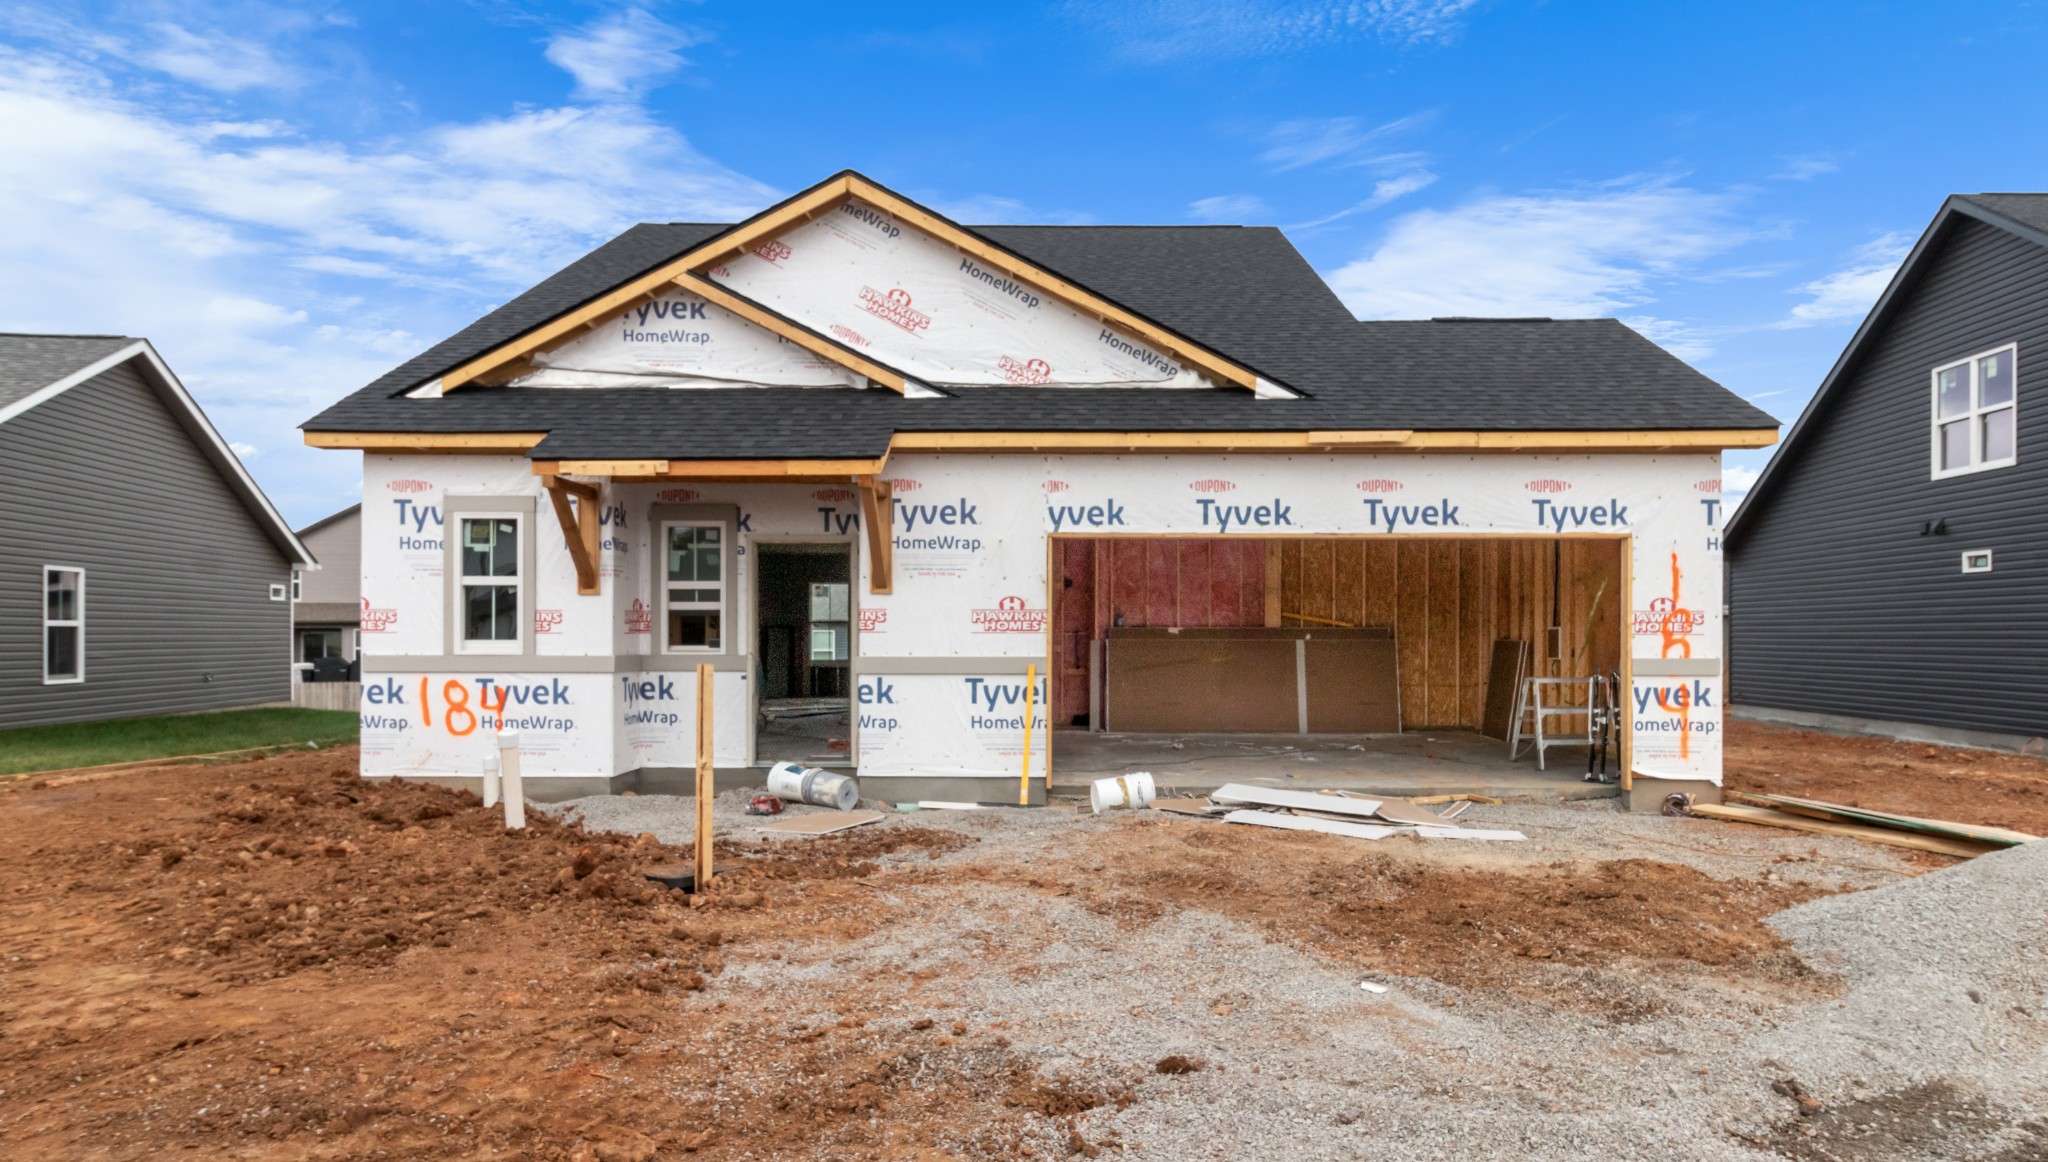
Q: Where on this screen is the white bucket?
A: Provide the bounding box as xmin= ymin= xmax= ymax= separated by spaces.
xmin=767 ymin=761 xmax=860 ymax=811
xmin=1090 ymin=772 xmax=1157 ymax=815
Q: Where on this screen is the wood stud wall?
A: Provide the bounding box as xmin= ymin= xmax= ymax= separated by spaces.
xmin=1054 ymin=536 xmax=1623 ymax=731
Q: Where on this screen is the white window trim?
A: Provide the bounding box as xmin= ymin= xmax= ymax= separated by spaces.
xmin=455 ymin=512 xmax=525 ymax=656
xmin=43 ymin=565 xmax=85 ymax=685
xmin=290 ymin=568 xmax=303 ymax=602
xmin=1930 ymin=343 xmax=2018 ymax=480
xmin=661 ymin=519 xmax=727 ymax=654
xmin=1961 ymin=549 xmax=1994 ymax=574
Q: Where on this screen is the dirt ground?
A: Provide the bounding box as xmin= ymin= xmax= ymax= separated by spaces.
xmin=1724 ymin=718 xmax=2048 ymax=835
xmin=0 ymin=727 xmax=2041 ymax=1160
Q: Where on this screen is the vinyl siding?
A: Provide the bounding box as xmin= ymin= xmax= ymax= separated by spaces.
xmin=0 ymin=361 xmax=292 ymax=727
xmin=296 ymin=511 xmax=360 ymax=606
xmin=1729 ymin=216 xmax=2048 ymax=737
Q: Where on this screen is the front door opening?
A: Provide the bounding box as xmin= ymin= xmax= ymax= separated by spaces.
xmin=754 ymin=542 xmax=853 ymax=766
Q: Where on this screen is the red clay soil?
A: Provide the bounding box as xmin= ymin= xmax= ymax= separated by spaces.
xmin=0 ymin=750 xmax=1069 ymax=1162
xmin=1724 ymin=718 xmax=2048 ymax=836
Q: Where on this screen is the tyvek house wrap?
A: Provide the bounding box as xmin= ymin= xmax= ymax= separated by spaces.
xmin=512 ymin=289 xmax=865 ymax=389
xmin=709 ymin=198 xmax=1214 ymax=388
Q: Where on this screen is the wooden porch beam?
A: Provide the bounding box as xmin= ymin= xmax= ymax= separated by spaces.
xmin=303 ymin=431 xmax=546 ymax=453
xmin=857 ymin=476 xmax=894 ymax=595
xmin=544 ymin=477 xmax=602 ymax=595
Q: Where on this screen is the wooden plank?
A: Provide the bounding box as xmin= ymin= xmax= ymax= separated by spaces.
xmin=857 ymin=476 xmax=894 ymax=594
xmin=302 ymin=431 xmax=545 ymax=452
xmin=1396 ymin=540 xmax=1428 ymax=728
xmin=1728 ymin=793 xmax=2038 ymax=846
xmin=757 ymin=810 xmax=884 ymax=835
xmin=679 ymin=272 xmax=907 ymax=391
xmin=544 ymin=479 xmax=599 ymax=594
xmin=695 ymin=663 xmax=715 ymax=888
xmin=1426 ymin=540 xmax=1460 ymax=727
xmin=1302 ymin=538 xmax=1334 ymax=624
xmin=1458 ymin=539 xmax=1489 ymax=727
xmin=1362 ymin=540 xmax=1397 ymax=628
xmin=1264 ymin=541 xmax=1283 ymax=627
xmin=1480 ymin=639 xmax=1528 ymax=740
xmin=1333 ymin=541 xmax=1365 ymax=631
xmin=1689 ymin=803 xmax=1998 ymax=859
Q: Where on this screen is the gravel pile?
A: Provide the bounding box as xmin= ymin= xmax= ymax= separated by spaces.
xmin=1751 ymin=839 xmax=2048 ymax=1110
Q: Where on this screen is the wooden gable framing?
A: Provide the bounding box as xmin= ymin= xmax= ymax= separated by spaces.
xmin=432 ymin=172 xmax=1269 ymax=396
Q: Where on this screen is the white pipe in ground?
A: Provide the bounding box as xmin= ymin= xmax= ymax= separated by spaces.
xmin=499 ymin=731 xmax=525 ymax=829
xmin=480 ymin=750 xmax=500 ymax=809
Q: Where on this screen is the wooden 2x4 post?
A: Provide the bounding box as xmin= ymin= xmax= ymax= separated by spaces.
xmin=857 ymin=476 xmax=894 ymax=594
xmin=542 ymin=476 xmax=603 ymax=596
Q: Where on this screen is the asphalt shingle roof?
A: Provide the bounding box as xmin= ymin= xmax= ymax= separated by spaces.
xmin=0 ymin=333 xmax=137 ymax=413
xmin=306 ymin=214 xmax=1777 ymax=458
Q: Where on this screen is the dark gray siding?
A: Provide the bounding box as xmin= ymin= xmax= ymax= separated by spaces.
xmin=1729 ymin=216 xmax=2048 ymax=737
xmin=0 ymin=362 xmax=292 ymax=728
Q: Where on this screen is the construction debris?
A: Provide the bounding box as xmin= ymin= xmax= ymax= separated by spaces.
xmin=1416 ymin=827 xmax=1527 ymax=842
xmin=1689 ymin=802 xmax=1999 ymax=859
xmin=1149 ymin=797 xmax=1221 ymax=816
xmin=1211 ymin=784 xmax=1383 ymax=818
xmin=756 ymin=810 xmax=884 ymax=836
xmin=746 ymin=794 xmax=785 ymax=816
xmin=1221 ymin=809 xmax=1396 ymax=841
xmin=1408 ymin=793 xmax=1504 ymax=806
xmin=1729 ymin=791 xmax=2038 ymax=848
xmin=1090 ymin=772 xmax=1157 ymax=814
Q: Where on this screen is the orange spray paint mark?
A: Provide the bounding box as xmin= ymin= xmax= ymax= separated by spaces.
xmin=1656 ymin=551 xmax=1693 ymax=760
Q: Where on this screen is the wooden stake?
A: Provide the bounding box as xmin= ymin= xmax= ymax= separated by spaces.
xmin=695 ymin=663 xmax=714 ymax=889
xmin=1019 ymin=663 xmax=1037 ymax=807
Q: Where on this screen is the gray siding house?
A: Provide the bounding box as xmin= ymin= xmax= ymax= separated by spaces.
xmin=0 ymin=334 xmax=314 ymax=729
xmin=1726 ymin=195 xmax=2048 ymax=746
xmin=293 ymin=504 xmax=360 ymax=671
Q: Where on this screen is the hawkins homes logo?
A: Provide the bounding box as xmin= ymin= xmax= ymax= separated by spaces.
xmin=859 ymin=608 xmax=887 ymax=633
xmin=1631 ymin=596 xmax=1705 ymax=636
xmin=360 ymin=596 xmax=399 ymax=633
xmin=996 ymin=356 xmax=1054 ymax=384
xmin=858 ymin=286 xmax=932 ymax=335
xmin=971 ymin=595 xmax=1047 ymax=634
xmin=624 ymin=599 xmax=653 ymax=635
xmin=753 ymin=239 xmax=793 ymax=266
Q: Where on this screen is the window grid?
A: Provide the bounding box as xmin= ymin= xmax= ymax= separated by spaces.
xmin=43 ymin=566 xmax=84 ymax=684
xmin=458 ymin=515 xmax=522 ymax=652
xmin=1931 ymin=345 xmax=2018 ymax=479
xmin=663 ymin=521 xmax=724 ymax=653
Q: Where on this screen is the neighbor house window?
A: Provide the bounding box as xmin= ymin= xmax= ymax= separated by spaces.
xmin=290 ymin=568 xmax=303 ymax=602
xmin=663 ymin=522 xmax=723 ymax=651
xmin=459 ymin=515 xmax=522 ymax=651
xmin=43 ymin=566 xmax=83 ymax=684
xmin=302 ymin=629 xmax=341 ymax=662
xmin=1932 ymin=345 xmax=2017 ymax=477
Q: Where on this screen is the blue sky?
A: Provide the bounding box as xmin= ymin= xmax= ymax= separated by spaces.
xmin=4 ymin=0 xmax=2045 ymax=525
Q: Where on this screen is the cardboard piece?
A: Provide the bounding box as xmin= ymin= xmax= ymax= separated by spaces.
xmin=1212 ymin=784 xmax=1384 ymax=818
xmin=1223 ymin=809 xmax=1395 ymax=841
xmin=758 ymin=810 xmax=885 ymax=835
xmin=1481 ymin=639 xmax=1530 ymax=741
xmin=1366 ymin=798 xmax=1453 ymax=827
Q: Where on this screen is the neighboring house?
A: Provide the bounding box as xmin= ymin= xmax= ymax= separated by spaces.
xmin=1727 ymin=194 xmax=2048 ymax=747
xmin=304 ymin=171 xmax=1776 ymax=807
xmin=1 ymin=334 xmax=315 ymax=729
xmin=293 ymin=504 xmax=361 ymax=677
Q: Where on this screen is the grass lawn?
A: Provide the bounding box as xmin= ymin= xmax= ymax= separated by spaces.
xmin=0 ymin=707 xmax=358 ymax=776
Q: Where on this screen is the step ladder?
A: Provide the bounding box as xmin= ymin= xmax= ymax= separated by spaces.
xmin=1508 ymin=675 xmax=1602 ymax=772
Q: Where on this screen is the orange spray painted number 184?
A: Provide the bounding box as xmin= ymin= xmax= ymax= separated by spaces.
xmin=418 ymin=677 xmax=508 ymax=737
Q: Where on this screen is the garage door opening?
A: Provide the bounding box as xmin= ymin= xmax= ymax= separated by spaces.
xmin=1047 ymin=536 xmax=1627 ymax=797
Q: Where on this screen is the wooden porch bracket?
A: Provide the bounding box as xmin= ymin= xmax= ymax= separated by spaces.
xmin=857 ymin=476 xmax=894 ymax=594
xmin=544 ymin=476 xmax=603 ymax=595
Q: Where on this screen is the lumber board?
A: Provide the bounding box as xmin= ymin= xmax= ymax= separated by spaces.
xmin=1689 ymin=803 xmax=1998 ymax=859
xmin=1729 ymin=792 xmax=2038 ymax=847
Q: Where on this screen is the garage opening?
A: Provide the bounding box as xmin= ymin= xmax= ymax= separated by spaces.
xmin=1048 ymin=536 xmax=1626 ymax=796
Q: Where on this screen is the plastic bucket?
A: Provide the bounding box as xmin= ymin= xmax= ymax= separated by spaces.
xmin=1090 ymin=772 xmax=1157 ymax=815
xmin=767 ymin=761 xmax=860 ymax=811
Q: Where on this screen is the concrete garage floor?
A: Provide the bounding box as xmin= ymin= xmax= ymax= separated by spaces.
xmin=1049 ymin=728 xmax=1620 ymax=801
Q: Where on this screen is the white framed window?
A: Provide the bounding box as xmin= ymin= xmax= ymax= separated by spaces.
xmin=43 ymin=566 xmax=84 ymax=684
xmin=1931 ymin=345 xmax=2017 ymax=478
xmin=352 ymin=628 xmax=361 ymax=654
xmin=269 ymin=583 xmax=287 ymax=601
xmin=1962 ymin=549 xmax=1994 ymax=574
xmin=458 ymin=514 xmax=523 ymax=653
xmin=662 ymin=521 xmax=724 ymax=652
xmin=290 ymin=568 xmax=303 ymax=602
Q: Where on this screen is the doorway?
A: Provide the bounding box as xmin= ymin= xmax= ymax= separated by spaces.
xmin=753 ymin=542 xmax=854 ymax=766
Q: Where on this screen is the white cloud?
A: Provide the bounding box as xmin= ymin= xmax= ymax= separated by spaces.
xmin=1188 ymin=194 xmax=1269 ymax=222
xmin=140 ymin=22 xmax=296 ymax=92
xmin=230 ymin=440 xmax=259 ymax=457
xmin=1069 ymin=0 xmax=1482 ymax=62
xmin=0 ymin=42 xmax=774 ymax=522
xmin=1258 ymin=112 xmax=1433 ymax=171
xmin=1290 ymin=170 xmax=1436 ymax=229
xmin=1722 ymin=464 xmax=1761 ymax=494
xmin=1327 ymin=179 xmax=1754 ymax=321
xmin=1774 ymin=154 xmax=1840 ymax=182
xmin=1776 ymin=233 xmax=1908 ymax=328
xmin=544 ymin=8 xmax=705 ymax=100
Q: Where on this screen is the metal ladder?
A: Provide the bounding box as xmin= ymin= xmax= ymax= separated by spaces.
xmin=1508 ymin=674 xmax=1601 ymax=771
